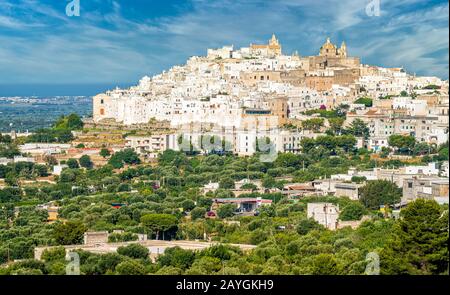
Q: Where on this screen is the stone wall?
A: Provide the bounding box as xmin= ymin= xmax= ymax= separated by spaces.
xmin=83 ymin=118 xmax=173 ymax=132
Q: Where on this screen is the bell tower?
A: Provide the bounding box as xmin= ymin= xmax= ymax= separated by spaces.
xmin=269 ymin=34 xmax=279 ymax=46
xmin=339 ymin=41 xmax=347 ymax=57
xmin=268 ymin=34 xmax=282 ymax=56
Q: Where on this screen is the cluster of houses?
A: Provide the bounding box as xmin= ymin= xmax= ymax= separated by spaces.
xmin=90 ymin=35 xmax=448 ymax=158
xmin=204 ymin=160 xmax=449 ymax=229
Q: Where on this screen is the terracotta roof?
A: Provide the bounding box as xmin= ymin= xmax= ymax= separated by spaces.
xmin=365 ymin=110 xmax=379 ymax=115
xmin=286 ymin=185 xmax=315 ymax=191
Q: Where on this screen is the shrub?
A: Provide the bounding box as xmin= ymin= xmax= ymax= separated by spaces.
xmin=117 ymin=244 xmax=149 ymax=259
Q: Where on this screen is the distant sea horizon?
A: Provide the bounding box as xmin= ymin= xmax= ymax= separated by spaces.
xmin=0 ymin=83 xmax=134 ymax=97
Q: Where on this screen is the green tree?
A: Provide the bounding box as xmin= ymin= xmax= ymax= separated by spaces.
xmin=381 ymin=199 xmax=449 ymax=274
xmin=181 ymin=199 xmax=196 ymax=212
xmin=141 ymin=214 xmax=178 ymax=240
xmin=340 ymin=202 xmax=366 ymax=221
xmin=0 ymin=134 xmax=12 ymax=144
xmin=66 ymin=158 xmax=79 ymax=169
xmin=186 ymin=256 xmax=221 ymax=274
xmin=240 ymin=183 xmax=258 ymax=191
xmin=5 ymin=172 xmax=19 ymax=187
xmin=359 ymin=180 xmax=402 ymax=209
xmin=96 ymin=253 xmax=124 ymax=274
xmin=55 ymin=114 xmax=83 ymax=130
xmin=117 ymin=244 xmax=149 ymax=259
xmin=100 ymin=148 xmax=111 ymax=158
xmin=354 ymin=97 xmax=373 ymax=107
xmin=0 ymin=187 xmax=22 ymax=202
xmin=437 ymin=143 xmax=449 ymax=161
xmin=115 ymin=260 xmax=147 ymax=275
xmin=296 ymin=218 xmax=324 ymax=235
xmin=157 ymin=246 xmax=195 ymax=270
xmin=262 ymin=176 xmax=277 ymax=189
xmin=190 ymin=207 xmax=207 ymax=220
xmin=59 ymin=170 xmax=76 ymax=183
xmin=274 ymin=153 xmax=310 ymax=169
xmin=53 ymin=221 xmax=86 ymax=245
xmin=67 ymin=114 xmax=84 ymax=130
xmin=219 ymin=177 xmax=235 ymax=189
xmin=312 ymin=254 xmax=339 ymax=275
xmin=79 ymin=155 xmax=93 ymax=169
xmin=388 ymin=135 xmax=416 ymax=154
xmin=0 ymin=203 xmax=15 ymax=222
xmin=41 ymin=247 xmax=66 ymax=262
xmin=328 ymin=117 xmax=345 ymax=135
xmin=347 ymin=119 xmax=370 ymax=139
xmin=413 ymin=142 xmax=433 ymax=156
xmin=44 ymin=155 xmax=58 ymax=166
xmin=351 ymin=176 xmax=367 ymax=184
xmin=109 ymin=149 xmax=141 ymax=168
xmin=217 ymin=204 xmax=236 ymax=219
xmin=302 ymin=118 xmax=325 ymax=132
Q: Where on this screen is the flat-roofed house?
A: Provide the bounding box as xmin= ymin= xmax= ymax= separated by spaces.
xmin=84 ymin=231 xmax=109 ymax=245
xmin=335 ymin=183 xmax=363 ymax=200
xmin=403 ymin=177 xmax=449 ymax=204
xmin=307 ymin=203 xmax=339 ymax=230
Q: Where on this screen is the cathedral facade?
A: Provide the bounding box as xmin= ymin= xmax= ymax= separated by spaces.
xmin=309 ymin=37 xmax=360 ymax=71
xmin=250 ymin=34 xmax=282 ymax=57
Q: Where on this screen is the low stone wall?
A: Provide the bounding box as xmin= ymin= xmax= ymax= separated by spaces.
xmin=337 ymin=216 xmax=370 ymax=229
xmin=34 ymin=240 xmax=257 ymax=261
xmin=83 ymin=118 xmax=173 ymax=132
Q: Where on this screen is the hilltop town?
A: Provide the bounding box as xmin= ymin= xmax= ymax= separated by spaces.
xmin=91 ymin=35 xmax=449 ymax=157
xmin=0 ymin=36 xmax=448 ymax=275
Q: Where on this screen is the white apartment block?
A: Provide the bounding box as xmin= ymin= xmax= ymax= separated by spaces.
xmin=125 ymin=134 xmax=177 ymax=158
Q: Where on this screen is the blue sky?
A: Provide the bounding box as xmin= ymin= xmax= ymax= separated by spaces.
xmin=0 ymin=0 xmax=448 ymax=95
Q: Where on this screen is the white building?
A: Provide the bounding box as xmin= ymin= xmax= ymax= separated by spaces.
xmin=307 ymin=203 xmax=340 ymax=230
xmin=125 ymin=134 xmax=177 ymax=158
xmin=0 ymin=157 xmax=13 ymax=166
xmin=441 ymin=162 xmax=449 ymax=178
xmin=13 ymin=156 xmax=35 ymax=163
xmin=19 ymin=143 xmax=71 ymax=155
xmin=53 ymin=164 xmax=68 ymax=176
